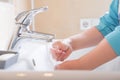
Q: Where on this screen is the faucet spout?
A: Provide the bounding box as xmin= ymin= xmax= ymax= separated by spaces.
xmin=8 ymin=6 xmax=55 ymax=50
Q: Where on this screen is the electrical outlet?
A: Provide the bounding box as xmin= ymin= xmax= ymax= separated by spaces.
xmin=80 ymin=18 xmax=99 ymax=30
xmin=80 ymin=19 xmax=91 ymax=30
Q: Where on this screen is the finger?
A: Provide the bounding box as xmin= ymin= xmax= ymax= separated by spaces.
xmin=61 ymin=48 xmax=71 ymax=61
xmin=58 ymin=47 xmax=71 ymax=61
xmin=54 ymin=46 xmax=69 ymax=61
xmin=57 ymin=51 xmax=66 ymax=61
xmin=56 ymin=50 xmax=65 ymax=61
xmin=51 ymin=41 xmax=69 ymax=61
xmin=50 ymin=48 xmax=63 ymax=60
xmin=52 ymin=41 xmax=68 ymax=51
xmin=50 ymin=48 xmax=58 ymax=60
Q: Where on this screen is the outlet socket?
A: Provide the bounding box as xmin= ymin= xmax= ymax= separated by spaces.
xmin=80 ymin=18 xmax=99 ymax=30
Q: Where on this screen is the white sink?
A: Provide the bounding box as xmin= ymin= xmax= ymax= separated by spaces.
xmin=6 ymin=38 xmax=55 ymax=71
xmin=5 ymin=38 xmax=120 ymax=72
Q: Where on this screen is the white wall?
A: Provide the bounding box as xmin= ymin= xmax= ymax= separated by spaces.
xmin=0 ymin=2 xmax=15 ymax=50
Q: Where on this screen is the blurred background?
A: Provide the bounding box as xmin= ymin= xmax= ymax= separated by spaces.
xmin=1 ymin=0 xmax=111 ymax=39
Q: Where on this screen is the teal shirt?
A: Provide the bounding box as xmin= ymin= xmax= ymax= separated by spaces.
xmin=96 ymin=0 xmax=120 ymax=56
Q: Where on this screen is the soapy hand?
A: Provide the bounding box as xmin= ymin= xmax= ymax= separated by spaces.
xmin=50 ymin=39 xmax=73 ymax=61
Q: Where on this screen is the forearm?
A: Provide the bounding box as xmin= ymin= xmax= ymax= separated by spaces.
xmin=77 ymin=39 xmax=117 ymax=70
xmin=55 ymin=39 xmax=117 ymax=70
xmin=68 ymin=27 xmax=104 ymax=51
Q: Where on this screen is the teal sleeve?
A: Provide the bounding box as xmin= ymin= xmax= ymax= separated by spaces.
xmin=105 ymin=26 xmax=120 ymax=56
xmin=96 ymin=0 xmax=119 ymax=36
xmin=96 ymin=0 xmax=120 ymax=56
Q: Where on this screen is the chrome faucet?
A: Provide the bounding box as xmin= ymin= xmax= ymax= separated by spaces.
xmin=8 ymin=6 xmax=55 ymax=50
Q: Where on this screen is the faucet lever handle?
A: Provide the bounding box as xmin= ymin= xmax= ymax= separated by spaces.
xmin=15 ymin=6 xmax=48 ymax=25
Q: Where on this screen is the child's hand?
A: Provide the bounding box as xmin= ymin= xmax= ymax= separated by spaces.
xmin=50 ymin=39 xmax=72 ymax=61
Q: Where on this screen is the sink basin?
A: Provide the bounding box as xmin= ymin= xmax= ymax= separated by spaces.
xmin=5 ymin=38 xmax=120 ymax=72
xmin=6 ymin=38 xmax=55 ymax=71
